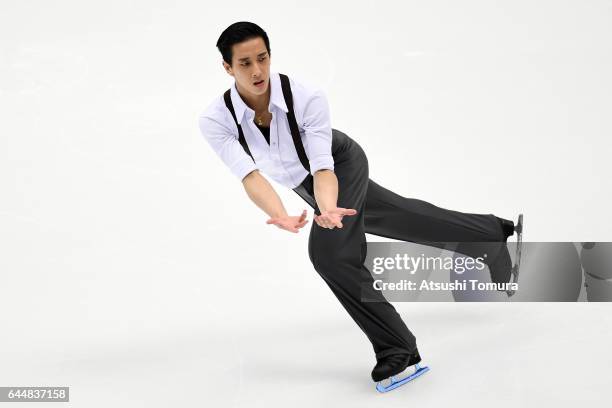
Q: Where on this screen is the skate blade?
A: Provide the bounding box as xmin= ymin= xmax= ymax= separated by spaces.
xmin=506 ymin=213 xmax=524 ymax=297
xmin=515 ymin=214 xmax=523 ymax=267
xmin=375 ymin=364 xmax=430 ymax=393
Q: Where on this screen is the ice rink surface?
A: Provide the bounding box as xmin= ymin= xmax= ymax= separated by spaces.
xmin=1 ymin=282 xmax=611 ymax=407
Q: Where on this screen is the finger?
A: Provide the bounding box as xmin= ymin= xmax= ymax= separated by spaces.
xmin=340 ymin=208 xmax=358 ymax=216
xmin=299 ymin=209 xmax=307 ymax=222
xmin=318 ymin=216 xmax=332 ymax=229
xmin=282 ymin=224 xmax=297 ymax=233
xmin=326 ymin=216 xmax=340 ymax=228
xmin=319 ymin=216 xmax=330 ymax=228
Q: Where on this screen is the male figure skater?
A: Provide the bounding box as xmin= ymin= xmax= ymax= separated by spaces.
xmin=198 ymin=21 xmax=522 ymax=392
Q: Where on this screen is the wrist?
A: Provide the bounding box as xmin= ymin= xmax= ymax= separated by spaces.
xmin=318 ymin=205 xmax=335 ymax=214
xmin=271 ymin=210 xmax=288 ymax=218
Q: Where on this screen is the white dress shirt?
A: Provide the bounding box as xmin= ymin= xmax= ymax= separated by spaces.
xmin=198 ymin=71 xmax=335 ymax=189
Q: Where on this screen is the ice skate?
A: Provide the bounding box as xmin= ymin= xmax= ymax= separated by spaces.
xmin=372 ymin=351 xmax=430 ymax=393
xmin=506 ymin=213 xmax=524 ymax=296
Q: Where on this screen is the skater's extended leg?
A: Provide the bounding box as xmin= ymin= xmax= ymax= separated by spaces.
xmin=364 ymin=179 xmax=505 ymax=243
xmin=363 ymin=179 xmax=515 ymax=284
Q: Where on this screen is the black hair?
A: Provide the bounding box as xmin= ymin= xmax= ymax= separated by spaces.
xmin=216 ymin=21 xmax=271 ymax=66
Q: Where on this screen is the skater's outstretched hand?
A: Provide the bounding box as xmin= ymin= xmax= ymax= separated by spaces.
xmin=266 ymin=209 xmax=309 ymax=233
xmin=314 ymin=207 xmax=358 ymax=229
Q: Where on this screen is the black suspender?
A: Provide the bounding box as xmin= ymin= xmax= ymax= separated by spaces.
xmin=223 ymin=90 xmax=253 ymax=159
xmin=223 ymin=73 xmax=311 ymax=173
xmin=278 ymin=73 xmax=311 ymax=173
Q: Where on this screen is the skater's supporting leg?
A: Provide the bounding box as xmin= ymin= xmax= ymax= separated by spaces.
xmin=294 ymin=129 xmax=418 ymax=360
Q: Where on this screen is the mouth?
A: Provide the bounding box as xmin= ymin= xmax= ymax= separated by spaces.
xmin=253 ymin=79 xmax=265 ymax=87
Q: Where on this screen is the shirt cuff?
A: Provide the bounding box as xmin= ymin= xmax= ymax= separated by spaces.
xmin=232 ymin=158 xmax=258 ymax=181
xmin=309 ymin=155 xmax=335 ymax=175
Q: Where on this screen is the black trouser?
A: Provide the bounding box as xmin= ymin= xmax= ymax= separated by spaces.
xmin=293 ymin=129 xmax=509 ymax=361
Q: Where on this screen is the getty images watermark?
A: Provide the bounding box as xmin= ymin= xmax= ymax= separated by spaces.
xmin=361 ymin=242 xmax=612 ymax=302
xmin=369 ymin=251 xmax=514 ymax=292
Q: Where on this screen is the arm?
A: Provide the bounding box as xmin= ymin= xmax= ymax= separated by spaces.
xmin=241 ymin=169 xmax=288 ymax=218
xmin=312 ymin=169 xmax=356 ymax=229
xmin=312 ymin=169 xmax=338 ymax=213
xmin=242 ymin=170 xmax=308 ymax=233
xmin=197 ymin=115 xmax=307 ymax=233
xmin=301 ymin=88 xmax=357 ymax=228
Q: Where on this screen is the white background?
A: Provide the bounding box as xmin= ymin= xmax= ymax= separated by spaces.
xmin=1 ymin=1 xmax=611 ymax=406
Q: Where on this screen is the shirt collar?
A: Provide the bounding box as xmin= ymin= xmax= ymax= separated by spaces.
xmin=230 ymin=71 xmax=288 ymax=125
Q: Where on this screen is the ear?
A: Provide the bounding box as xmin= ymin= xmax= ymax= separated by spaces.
xmin=222 ymin=60 xmax=234 ymax=77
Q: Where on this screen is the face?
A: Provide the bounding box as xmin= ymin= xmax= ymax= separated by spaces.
xmin=223 ymin=37 xmax=271 ymax=97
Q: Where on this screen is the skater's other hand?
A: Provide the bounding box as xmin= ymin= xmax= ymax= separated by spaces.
xmin=266 ymin=209 xmax=309 ymax=233
xmin=314 ymin=207 xmax=357 ymax=229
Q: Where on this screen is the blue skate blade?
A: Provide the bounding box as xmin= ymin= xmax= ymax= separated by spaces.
xmin=376 ymin=365 xmax=430 ymax=393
